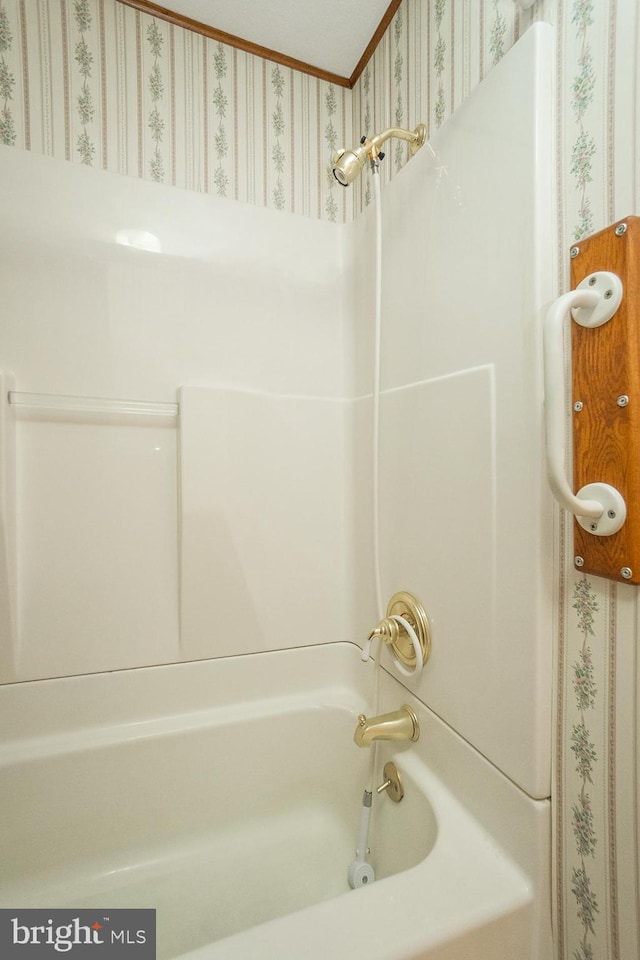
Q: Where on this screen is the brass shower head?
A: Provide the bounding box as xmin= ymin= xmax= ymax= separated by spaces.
xmin=331 ymin=124 xmax=427 ymax=186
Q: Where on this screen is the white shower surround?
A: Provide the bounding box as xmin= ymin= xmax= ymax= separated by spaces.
xmin=0 ymin=22 xmax=554 ymax=960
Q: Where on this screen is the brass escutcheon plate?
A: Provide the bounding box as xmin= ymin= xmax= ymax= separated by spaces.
xmin=385 ymin=591 xmax=431 ymax=668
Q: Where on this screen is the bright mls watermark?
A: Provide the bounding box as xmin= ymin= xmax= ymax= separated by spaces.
xmin=0 ymin=910 xmax=156 ymax=958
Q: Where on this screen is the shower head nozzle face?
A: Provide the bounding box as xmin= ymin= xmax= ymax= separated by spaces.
xmin=331 ymin=148 xmax=351 ymax=187
xmin=331 ymin=145 xmax=369 ymax=187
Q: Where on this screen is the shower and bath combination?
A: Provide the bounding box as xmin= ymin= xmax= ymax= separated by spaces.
xmin=331 ymin=124 xmax=431 ymax=889
xmin=329 ymin=123 xmax=430 ymax=660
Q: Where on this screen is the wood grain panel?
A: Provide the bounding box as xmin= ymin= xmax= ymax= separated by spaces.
xmin=571 ymin=216 xmax=640 ymax=583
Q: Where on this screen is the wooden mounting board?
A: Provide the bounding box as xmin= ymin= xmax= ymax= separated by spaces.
xmin=571 ymin=215 xmax=640 ymax=584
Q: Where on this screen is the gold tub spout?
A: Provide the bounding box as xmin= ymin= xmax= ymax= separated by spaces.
xmin=353 ymin=705 xmax=420 ymax=748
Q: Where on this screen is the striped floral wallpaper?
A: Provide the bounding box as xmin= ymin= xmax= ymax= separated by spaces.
xmin=0 ymin=0 xmax=553 ymax=224
xmin=1 ymin=2 xmax=639 ymax=959
xmin=0 ymin=0 xmax=351 ymax=220
xmin=554 ymin=3 xmax=639 ymax=959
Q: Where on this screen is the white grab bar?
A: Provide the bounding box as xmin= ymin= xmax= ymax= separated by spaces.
xmin=543 ymin=276 xmax=627 ymax=536
xmin=543 ymin=289 xmax=602 ymax=517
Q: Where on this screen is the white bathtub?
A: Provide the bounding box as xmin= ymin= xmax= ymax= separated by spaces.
xmin=0 ymin=643 xmax=551 ymax=959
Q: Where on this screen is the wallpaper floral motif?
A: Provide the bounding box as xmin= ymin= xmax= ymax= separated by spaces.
xmin=490 ymin=0 xmax=508 ymax=65
xmin=146 ymin=18 xmax=164 ymax=180
xmin=393 ymin=8 xmax=406 ymax=171
xmin=270 ymin=64 xmax=285 ymax=211
xmin=2 ymin=2 xmax=639 ymax=958
xmin=323 ymin=82 xmax=338 ymax=221
xmin=570 ymin=1 xmax=595 ymax=241
xmin=0 ymin=0 xmax=16 ymax=145
xmin=434 ymin=0 xmax=446 ymax=127
xmin=212 ymin=42 xmax=228 ymax=196
xmin=570 ymin=578 xmax=599 ymax=959
xmin=361 ymin=63 xmax=372 ymax=209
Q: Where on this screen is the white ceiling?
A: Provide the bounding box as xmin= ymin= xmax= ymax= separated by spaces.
xmin=161 ymin=0 xmax=392 ymax=78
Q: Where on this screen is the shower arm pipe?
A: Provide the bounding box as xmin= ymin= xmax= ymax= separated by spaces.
xmin=366 ymin=125 xmax=426 ymax=160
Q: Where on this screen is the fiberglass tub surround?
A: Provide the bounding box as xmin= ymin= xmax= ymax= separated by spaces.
xmin=0 ymin=21 xmax=554 ymax=960
xmin=0 ymin=644 xmax=549 ymax=960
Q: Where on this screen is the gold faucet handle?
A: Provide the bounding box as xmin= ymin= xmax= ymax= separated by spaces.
xmin=368 ymin=617 xmax=401 ymax=645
